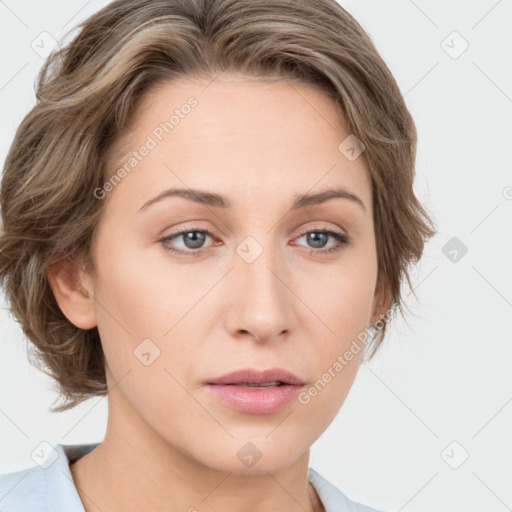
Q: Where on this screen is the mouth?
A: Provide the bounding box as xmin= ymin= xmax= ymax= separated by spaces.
xmin=227 ymin=381 xmax=286 ymax=388
xmin=206 ymin=367 xmax=306 ymax=386
xmin=205 ymin=368 xmax=306 ymax=414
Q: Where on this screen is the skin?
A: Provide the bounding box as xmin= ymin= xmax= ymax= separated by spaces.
xmin=48 ymin=73 xmax=388 ymax=512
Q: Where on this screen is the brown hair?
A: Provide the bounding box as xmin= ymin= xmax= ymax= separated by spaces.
xmin=0 ymin=0 xmax=436 ymax=412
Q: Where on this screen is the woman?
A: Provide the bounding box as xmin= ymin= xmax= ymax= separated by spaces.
xmin=0 ymin=1 xmax=435 ymax=511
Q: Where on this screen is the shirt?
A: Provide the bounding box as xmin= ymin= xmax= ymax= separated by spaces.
xmin=0 ymin=443 xmax=385 ymax=512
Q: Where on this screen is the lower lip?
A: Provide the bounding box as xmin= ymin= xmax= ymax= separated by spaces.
xmin=205 ymin=383 xmax=304 ymax=414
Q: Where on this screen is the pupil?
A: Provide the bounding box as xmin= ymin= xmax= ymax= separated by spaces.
xmin=184 ymin=231 xmax=205 ymax=249
xmin=308 ymin=232 xmax=327 ymax=248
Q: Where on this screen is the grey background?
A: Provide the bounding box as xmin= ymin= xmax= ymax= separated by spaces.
xmin=0 ymin=1 xmax=511 ymax=511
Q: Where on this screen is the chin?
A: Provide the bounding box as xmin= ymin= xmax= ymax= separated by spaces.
xmin=192 ymin=434 xmax=310 ymax=476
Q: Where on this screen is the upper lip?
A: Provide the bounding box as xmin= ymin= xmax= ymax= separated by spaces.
xmin=206 ymin=368 xmax=306 ymax=386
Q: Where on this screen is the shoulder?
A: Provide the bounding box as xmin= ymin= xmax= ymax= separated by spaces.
xmin=308 ymin=468 xmax=387 ymax=512
xmin=0 ymin=442 xmax=98 ymax=512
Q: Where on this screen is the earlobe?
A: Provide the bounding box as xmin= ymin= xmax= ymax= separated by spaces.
xmin=46 ymin=257 xmax=97 ymax=330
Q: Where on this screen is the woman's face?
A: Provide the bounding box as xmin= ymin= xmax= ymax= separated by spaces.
xmin=82 ymin=74 xmax=382 ymax=474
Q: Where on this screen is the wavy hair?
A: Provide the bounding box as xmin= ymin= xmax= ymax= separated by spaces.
xmin=0 ymin=0 xmax=436 ymax=411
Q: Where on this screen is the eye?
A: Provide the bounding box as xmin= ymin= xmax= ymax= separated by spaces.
xmin=158 ymin=225 xmax=350 ymax=257
xmin=159 ymin=226 xmax=216 ymax=256
xmin=293 ymin=228 xmax=350 ymax=255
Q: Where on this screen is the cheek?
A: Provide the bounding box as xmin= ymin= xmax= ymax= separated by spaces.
xmin=91 ymin=241 xmax=210 ymax=381
xmin=91 ymin=251 xmax=202 ymax=421
xmin=309 ymin=257 xmax=377 ymax=338
xmin=300 ymin=257 xmax=377 ymax=397
xmin=92 ymin=237 xmax=196 ymax=334
xmin=297 ymin=276 xmax=372 ymax=421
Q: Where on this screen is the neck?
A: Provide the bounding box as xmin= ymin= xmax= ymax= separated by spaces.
xmin=69 ymin=393 xmax=325 ymax=512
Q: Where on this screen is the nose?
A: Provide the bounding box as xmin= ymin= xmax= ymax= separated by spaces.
xmin=224 ymin=239 xmax=295 ymax=343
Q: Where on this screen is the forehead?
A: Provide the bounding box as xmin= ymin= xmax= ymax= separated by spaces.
xmin=104 ymin=74 xmax=372 ymax=214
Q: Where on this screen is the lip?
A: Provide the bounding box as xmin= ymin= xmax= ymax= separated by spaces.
xmin=205 ymin=368 xmax=306 ymax=415
xmin=206 ymin=368 xmax=306 ymax=386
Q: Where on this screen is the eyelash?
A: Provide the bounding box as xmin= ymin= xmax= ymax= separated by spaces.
xmin=158 ymin=225 xmax=350 ymax=257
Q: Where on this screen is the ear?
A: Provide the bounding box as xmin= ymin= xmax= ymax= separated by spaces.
xmin=369 ymin=276 xmax=392 ymax=326
xmin=46 ymin=257 xmax=97 ymax=330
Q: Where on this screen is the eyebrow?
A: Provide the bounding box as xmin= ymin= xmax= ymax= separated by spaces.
xmin=137 ymin=186 xmax=366 ymax=213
